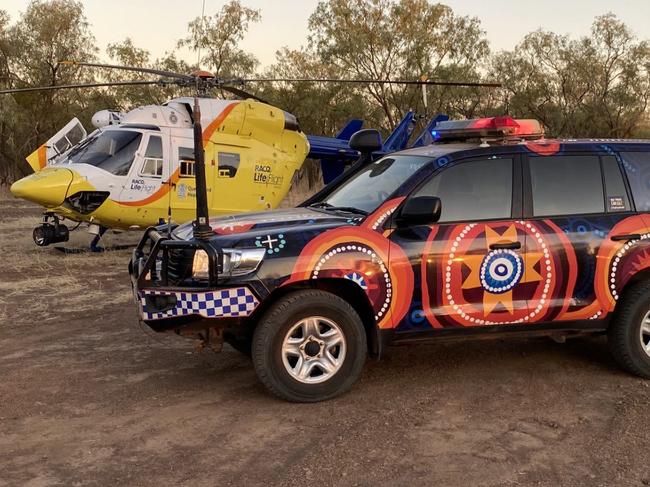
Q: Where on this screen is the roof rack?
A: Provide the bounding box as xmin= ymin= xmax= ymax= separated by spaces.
xmin=432 ymin=116 xmax=544 ymax=142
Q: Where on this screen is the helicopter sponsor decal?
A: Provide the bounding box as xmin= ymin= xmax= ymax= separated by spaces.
xmin=253 ymin=164 xmax=284 ymax=186
xmin=129 ymin=178 xmax=157 ymax=194
xmin=177 ymin=183 xmax=197 ymax=199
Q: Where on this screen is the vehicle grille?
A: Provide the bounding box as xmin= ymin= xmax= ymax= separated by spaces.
xmin=165 ymin=248 xmax=194 ymax=285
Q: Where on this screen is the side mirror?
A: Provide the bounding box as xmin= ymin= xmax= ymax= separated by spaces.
xmin=349 ymin=129 xmax=382 ymax=153
xmin=395 ymin=196 xmax=442 ymax=227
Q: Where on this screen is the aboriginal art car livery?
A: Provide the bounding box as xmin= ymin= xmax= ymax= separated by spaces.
xmin=131 ymin=136 xmax=650 ymax=347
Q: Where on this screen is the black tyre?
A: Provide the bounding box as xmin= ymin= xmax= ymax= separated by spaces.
xmin=252 ymin=290 xmax=367 ymax=402
xmin=608 ymin=281 xmax=650 ymax=379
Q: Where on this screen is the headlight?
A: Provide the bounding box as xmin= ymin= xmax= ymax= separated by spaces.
xmin=192 ymin=248 xmax=266 ymax=279
xmin=192 ymin=249 xmax=211 ymax=279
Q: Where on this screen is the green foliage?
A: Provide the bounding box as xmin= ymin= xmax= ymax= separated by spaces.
xmin=0 ymin=0 xmax=99 ymax=183
xmin=493 ymin=13 xmax=650 ymax=137
xmin=104 ymin=39 xmax=190 ymax=108
xmin=0 ymin=1 xmax=649 ymax=187
xmin=259 ymin=47 xmax=381 ymax=136
xmin=179 ymin=0 xmax=261 ymax=77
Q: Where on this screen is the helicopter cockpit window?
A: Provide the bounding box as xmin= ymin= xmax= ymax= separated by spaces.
xmin=140 ymin=136 xmax=164 ymax=177
xmin=53 ymin=122 xmax=86 ymax=156
xmin=179 ymin=147 xmax=195 ymax=177
xmin=67 ymin=130 xmax=143 ymax=176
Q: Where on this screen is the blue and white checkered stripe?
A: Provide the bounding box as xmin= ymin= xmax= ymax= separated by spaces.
xmin=140 ymin=287 xmax=259 ymax=321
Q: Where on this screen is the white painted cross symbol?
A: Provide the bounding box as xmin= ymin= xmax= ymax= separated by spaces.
xmin=261 ymin=235 xmax=278 ymax=249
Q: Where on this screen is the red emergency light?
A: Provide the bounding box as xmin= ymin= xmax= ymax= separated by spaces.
xmin=432 ymin=116 xmax=544 ymax=141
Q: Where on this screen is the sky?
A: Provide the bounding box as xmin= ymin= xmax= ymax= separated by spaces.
xmin=1 ymin=0 xmax=650 ymax=68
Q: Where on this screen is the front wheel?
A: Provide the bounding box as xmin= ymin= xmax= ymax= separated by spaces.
xmin=252 ymin=290 xmax=367 ymax=402
xmin=608 ymin=281 xmax=650 ymax=379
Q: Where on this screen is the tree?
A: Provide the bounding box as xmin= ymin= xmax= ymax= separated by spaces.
xmin=307 ymin=0 xmax=490 ymax=128
xmin=104 ymin=38 xmax=190 ymax=108
xmin=0 ymin=0 xmax=99 ymax=183
xmin=493 ymin=13 xmax=650 ymax=138
xmin=179 ymin=0 xmax=260 ymax=77
xmin=1 ymin=2 xmax=649 ymax=188
xmin=261 ymin=47 xmax=380 ymax=136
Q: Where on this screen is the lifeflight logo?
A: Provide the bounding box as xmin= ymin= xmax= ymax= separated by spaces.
xmin=253 ymin=164 xmax=284 ymax=186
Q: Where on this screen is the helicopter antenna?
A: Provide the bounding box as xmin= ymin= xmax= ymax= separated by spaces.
xmin=191 ymin=97 xmax=213 ymax=240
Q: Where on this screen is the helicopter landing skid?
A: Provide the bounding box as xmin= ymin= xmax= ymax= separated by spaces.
xmin=89 ymin=225 xmax=108 ymax=252
xmin=52 ymin=225 xmax=132 ymax=253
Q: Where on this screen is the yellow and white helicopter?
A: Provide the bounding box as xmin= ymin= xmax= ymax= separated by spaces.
xmin=1 ymin=62 xmax=498 ymax=250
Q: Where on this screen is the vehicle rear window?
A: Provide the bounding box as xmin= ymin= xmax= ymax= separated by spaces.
xmin=602 ymin=156 xmax=631 ymax=212
xmin=529 ymin=156 xmax=604 ymax=216
xmin=620 ymin=152 xmax=650 ymax=211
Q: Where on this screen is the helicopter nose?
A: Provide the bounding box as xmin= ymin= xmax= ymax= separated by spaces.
xmin=10 ymin=167 xmax=74 ymax=208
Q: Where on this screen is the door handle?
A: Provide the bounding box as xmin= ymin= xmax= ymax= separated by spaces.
xmin=611 ymin=233 xmax=641 ymax=242
xmin=489 ymin=241 xmax=522 ymax=250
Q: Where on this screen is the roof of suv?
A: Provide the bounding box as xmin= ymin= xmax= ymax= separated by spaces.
xmin=397 ymin=138 xmax=650 ymax=158
xmin=395 ymin=142 xmax=480 ymax=158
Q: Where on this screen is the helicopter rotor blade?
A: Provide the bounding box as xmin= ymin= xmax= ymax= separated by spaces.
xmin=0 ymin=80 xmax=169 ymax=95
xmin=59 ymin=61 xmax=191 ymax=80
xmin=217 ymin=84 xmax=271 ymax=104
xmin=242 ymin=78 xmax=502 ymax=88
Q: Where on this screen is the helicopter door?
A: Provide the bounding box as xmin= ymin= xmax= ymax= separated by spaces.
xmin=169 ymin=138 xmax=198 ymax=223
xmin=26 ymin=118 xmax=87 ymax=172
xmin=214 ymin=148 xmax=246 ymax=213
xmin=118 ymin=133 xmax=169 ymax=226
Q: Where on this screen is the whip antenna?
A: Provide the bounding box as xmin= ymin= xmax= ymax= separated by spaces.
xmin=191 ymin=97 xmax=213 ymax=240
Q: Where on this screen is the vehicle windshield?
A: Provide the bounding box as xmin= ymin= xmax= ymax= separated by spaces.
xmin=67 ymin=129 xmax=143 ymax=176
xmin=319 ymin=155 xmax=431 ymax=214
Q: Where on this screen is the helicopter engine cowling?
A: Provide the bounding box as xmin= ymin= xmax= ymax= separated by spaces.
xmin=91 ymin=109 xmax=124 ymax=128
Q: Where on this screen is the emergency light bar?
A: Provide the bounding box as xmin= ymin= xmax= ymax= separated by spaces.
xmin=432 ymin=116 xmax=544 ymax=142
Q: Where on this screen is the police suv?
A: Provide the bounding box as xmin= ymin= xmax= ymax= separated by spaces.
xmin=130 ymin=117 xmax=650 ymax=402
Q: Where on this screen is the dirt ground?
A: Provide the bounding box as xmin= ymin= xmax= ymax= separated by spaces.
xmin=2 ymin=196 xmax=650 ymax=487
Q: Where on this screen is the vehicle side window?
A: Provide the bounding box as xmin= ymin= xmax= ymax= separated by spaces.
xmin=218 ymin=152 xmax=240 ymax=178
xmin=140 ymin=136 xmax=163 ymax=177
xmin=179 ymin=147 xmax=195 ymax=177
xmin=529 ymin=155 xmax=604 ymax=217
xmin=602 ymin=156 xmax=631 ymax=212
xmin=620 ymin=152 xmax=650 ymax=211
xmin=413 ymin=158 xmax=513 ymax=222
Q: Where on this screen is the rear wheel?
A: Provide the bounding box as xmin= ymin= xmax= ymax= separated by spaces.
xmin=608 ymin=281 xmax=650 ymax=379
xmin=252 ymin=290 xmax=367 ymax=402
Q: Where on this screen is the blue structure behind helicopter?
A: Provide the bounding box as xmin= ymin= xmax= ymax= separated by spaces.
xmin=307 ymin=112 xmax=449 ymax=184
